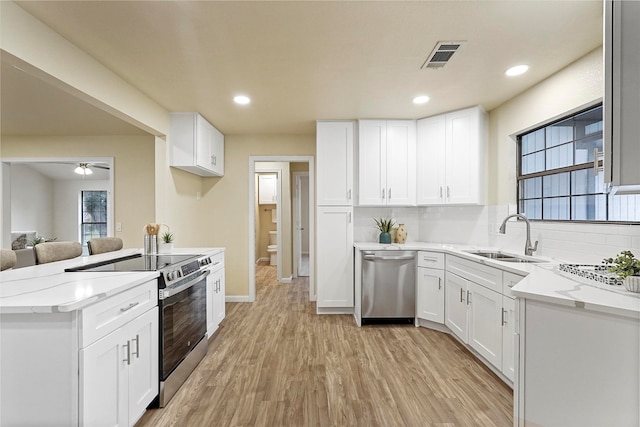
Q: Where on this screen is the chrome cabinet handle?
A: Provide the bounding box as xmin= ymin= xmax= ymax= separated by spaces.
xmin=440 ymin=187 xmax=443 ymax=198
xmin=502 ymin=309 xmax=507 ymax=326
xmin=211 ymin=155 xmax=217 ymax=165
xmin=388 ymin=188 xmax=391 ymax=199
xmin=466 ymin=290 xmax=471 ymax=305
xmin=382 ymin=188 xmax=385 ymax=200
xmin=123 ymin=341 xmax=131 ymax=365
xmin=447 ymin=186 xmax=450 ymax=198
xmin=131 ymin=334 xmax=139 ymax=359
xmin=347 ymin=189 xmax=351 ymax=200
xmin=460 ymin=288 xmax=464 ymax=303
xmin=438 ymin=277 xmax=442 ymax=290
xmin=120 ymin=302 xmax=139 ymax=313
xmin=348 ymin=212 xmax=352 ymax=223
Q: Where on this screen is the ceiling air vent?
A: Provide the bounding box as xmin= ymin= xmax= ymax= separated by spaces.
xmin=421 ymin=41 xmax=465 ymax=70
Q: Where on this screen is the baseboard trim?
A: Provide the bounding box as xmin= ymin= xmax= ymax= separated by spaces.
xmin=316 ymin=307 xmax=354 ymax=315
xmin=226 ymin=296 xmax=251 ymax=302
xmin=280 ymin=276 xmax=292 ymax=283
xmin=255 ymin=257 xmax=269 ymax=264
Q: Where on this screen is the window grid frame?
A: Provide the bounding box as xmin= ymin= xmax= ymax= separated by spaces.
xmin=81 ymin=190 xmax=108 ymax=244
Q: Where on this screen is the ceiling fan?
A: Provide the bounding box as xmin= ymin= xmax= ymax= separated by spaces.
xmin=74 ymin=162 xmax=109 ymax=175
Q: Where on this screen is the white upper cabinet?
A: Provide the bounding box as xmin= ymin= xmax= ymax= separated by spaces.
xmin=417 ymin=106 xmax=487 ymax=205
xmin=258 ymin=174 xmax=278 ymax=204
xmin=604 ymin=0 xmax=640 ymax=186
xmin=170 ymin=112 xmax=225 ymax=177
xmin=358 ymin=120 xmax=416 ymax=206
xmin=316 ymin=121 xmax=354 ymax=205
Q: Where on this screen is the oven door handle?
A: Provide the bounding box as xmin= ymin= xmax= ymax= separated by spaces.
xmin=160 ymin=269 xmax=210 ymax=300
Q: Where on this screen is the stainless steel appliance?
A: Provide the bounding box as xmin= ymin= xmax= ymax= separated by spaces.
xmin=66 ymin=253 xmax=213 ymax=407
xmin=361 ymin=250 xmax=416 ymax=324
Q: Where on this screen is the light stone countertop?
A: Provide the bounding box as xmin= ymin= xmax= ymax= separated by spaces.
xmin=0 ymin=247 xmax=224 ymax=314
xmin=354 ymin=242 xmax=640 ymax=319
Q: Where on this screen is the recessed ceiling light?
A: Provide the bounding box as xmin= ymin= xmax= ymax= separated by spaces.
xmin=234 ymin=95 xmax=251 ymax=105
xmin=413 ymin=95 xmax=430 ymax=105
xmin=505 ymin=65 xmax=529 ymax=77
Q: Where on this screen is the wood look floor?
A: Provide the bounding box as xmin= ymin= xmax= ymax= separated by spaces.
xmin=137 ymin=263 xmax=513 ymax=427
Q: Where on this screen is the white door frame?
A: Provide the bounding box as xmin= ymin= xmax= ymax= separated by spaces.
xmin=254 ymin=167 xmax=282 ymax=281
xmin=292 ymin=171 xmax=309 ymax=278
xmin=248 ymin=155 xmax=315 ymax=302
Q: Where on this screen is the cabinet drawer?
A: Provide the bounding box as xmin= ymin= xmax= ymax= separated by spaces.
xmin=417 ymin=251 xmax=445 ymax=269
xmin=503 ymin=271 xmax=526 ymax=299
xmin=81 ymin=280 xmax=158 ymax=347
xmin=446 ymin=255 xmax=502 ymax=293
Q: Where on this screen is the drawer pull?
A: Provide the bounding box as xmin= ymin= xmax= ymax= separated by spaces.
xmin=502 ymin=308 xmax=507 ymax=326
xmin=459 ymin=288 xmax=464 ymax=303
xmin=466 ymin=290 xmax=471 ymax=305
xmin=438 ymin=277 xmax=442 ymax=290
xmin=120 ymin=302 xmax=139 ymax=313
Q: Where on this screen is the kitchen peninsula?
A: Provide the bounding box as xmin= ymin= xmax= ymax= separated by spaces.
xmin=0 ymin=247 xmax=224 ymax=427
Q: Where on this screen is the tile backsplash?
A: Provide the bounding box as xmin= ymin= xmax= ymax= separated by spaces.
xmin=353 ymin=204 xmax=640 ymax=264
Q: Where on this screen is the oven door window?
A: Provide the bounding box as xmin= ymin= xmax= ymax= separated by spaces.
xmin=160 ymin=278 xmax=207 ymax=379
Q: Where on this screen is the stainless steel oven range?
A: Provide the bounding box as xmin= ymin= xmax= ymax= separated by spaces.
xmin=66 ymin=253 xmax=214 ymax=407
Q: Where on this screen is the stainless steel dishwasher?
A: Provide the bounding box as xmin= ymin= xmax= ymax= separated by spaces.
xmin=361 ymin=250 xmax=416 ymax=324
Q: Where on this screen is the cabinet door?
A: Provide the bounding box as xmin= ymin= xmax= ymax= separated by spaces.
xmin=317 ymin=206 xmax=354 ymax=307
xmin=258 ymin=174 xmax=278 ymax=204
xmin=210 ymin=126 xmax=225 ymax=176
xmin=501 ymin=296 xmax=516 ymax=382
xmin=80 ymin=323 xmax=128 ymax=427
xmin=195 ymin=114 xmax=213 ymax=171
xmin=445 ymin=272 xmax=468 ymax=342
xmin=385 ymin=120 xmax=416 ymax=206
xmin=445 ymin=107 xmax=482 ymax=204
xmin=358 ymin=120 xmax=387 ymax=205
xmin=417 ymin=115 xmax=446 ymax=204
xmin=468 ymin=282 xmax=503 ymax=369
xmin=316 ymin=121 xmax=354 ymax=205
xmin=416 ymin=267 xmax=444 ymax=323
xmin=214 ymin=268 xmax=226 ymax=326
xmin=127 ymin=307 xmax=159 ymax=425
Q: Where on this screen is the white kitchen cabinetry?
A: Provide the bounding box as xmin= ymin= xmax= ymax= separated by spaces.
xmin=81 ymin=306 xmax=158 ymax=427
xmin=206 ymin=252 xmax=226 ymax=338
xmin=258 ymin=174 xmax=278 ymax=204
xmin=515 ymin=298 xmax=639 ymax=427
xmin=0 ymin=279 xmax=159 ymax=426
xmin=170 ymin=112 xmax=225 ymax=177
xmin=358 ymin=120 xmax=416 ymax=206
xmin=445 ymin=255 xmax=504 ymax=370
xmin=416 ymin=251 xmax=445 ymax=324
xmin=604 ymin=0 xmax=640 ymax=186
xmin=316 ymin=121 xmax=354 ymax=205
xmin=501 ymin=271 xmax=524 ymax=382
xmin=416 ymin=106 xmax=487 ymax=205
xmin=317 ymin=206 xmax=353 ymax=310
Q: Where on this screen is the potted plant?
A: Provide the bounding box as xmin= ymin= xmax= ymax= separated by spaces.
xmin=603 ymin=250 xmax=640 ymax=293
xmin=374 ymin=217 xmax=395 ymax=244
xmin=159 ymin=231 xmax=174 ymax=254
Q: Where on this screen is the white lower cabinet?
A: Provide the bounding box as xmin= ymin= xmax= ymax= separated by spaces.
xmin=501 ymin=296 xmax=516 ymax=382
xmin=416 ymin=267 xmax=445 ymax=323
xmin=467 ymin=282 xmax=502 ymax=369
xmin=81 ymin=306 xmax=159 ymax=427
xmin=317 ymin=206 xmax=353 ymax=309
xmin=444 ymin=271 xmax=469 ymax=342
xmin=206 ymin=252 xmax=226 ymax=337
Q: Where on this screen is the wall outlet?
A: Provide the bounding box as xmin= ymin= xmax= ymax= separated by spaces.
xmin=116 ymin=222 xmax=122 ymax=232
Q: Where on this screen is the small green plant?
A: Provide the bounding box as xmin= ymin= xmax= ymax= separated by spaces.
xmin=374 ymin=217 xmax=395 ymax=233
xmin=29 ymin=236 xmax=45 ymax=246
xmin=161 ymin=231 xmax=174 ymax=244
xmin=603 ymin=251 xmax=640 ymax=279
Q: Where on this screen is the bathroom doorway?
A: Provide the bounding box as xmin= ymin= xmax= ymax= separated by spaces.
xmin=248 ymin=156 xmax=315 ymax=303
xmin=293 ymin=171 xmax=309 ymax=278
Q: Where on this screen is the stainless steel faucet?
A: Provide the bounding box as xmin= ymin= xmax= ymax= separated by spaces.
xmin=499 ymin=213 xmax=539 ymax=256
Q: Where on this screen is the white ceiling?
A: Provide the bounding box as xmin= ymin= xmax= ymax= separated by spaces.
xmin=18 ymin=162 xmax=111 ymax=181
xmin=2 ymin=0 xmax=603 ymax=136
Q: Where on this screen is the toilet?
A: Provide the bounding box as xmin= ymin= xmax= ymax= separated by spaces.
xmin=267 ymin=230 xmax=278 ymax=266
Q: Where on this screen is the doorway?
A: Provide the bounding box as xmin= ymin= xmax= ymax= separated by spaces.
xmin=293 ymin=172 xmax=309 ymax=278
xmin=248 ymin=156 xmax=315 ymax=303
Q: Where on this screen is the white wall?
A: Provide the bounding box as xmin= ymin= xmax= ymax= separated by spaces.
xmin=10 ymin=164 xmax=53 ymax=238
xmin=300 ymin=175 xmax=309 ymax=253
xmin=53 ymin=179 xmax=109 ymax=243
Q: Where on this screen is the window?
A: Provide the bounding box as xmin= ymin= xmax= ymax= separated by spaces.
xmin=81 ymin=191 xmax=107 ymax=243
xmin=517 ymin=105 xmax=640 ymax=222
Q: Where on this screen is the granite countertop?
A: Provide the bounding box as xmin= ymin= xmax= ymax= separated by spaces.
xmin=0 ymin=247 xmax=224 ymax=314
xmin=354 ymin=241 xmax=640 ymax=319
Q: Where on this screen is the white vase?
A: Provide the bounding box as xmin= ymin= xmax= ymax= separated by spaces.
xmin=158 ymin=242 xmax=173 ymax=254
xmin=623 ymin=276 xmax=640 ymax=293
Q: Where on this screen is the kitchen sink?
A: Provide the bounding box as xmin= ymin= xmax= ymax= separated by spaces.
xmin=464 ymin=250 xmax=545 ymax=263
